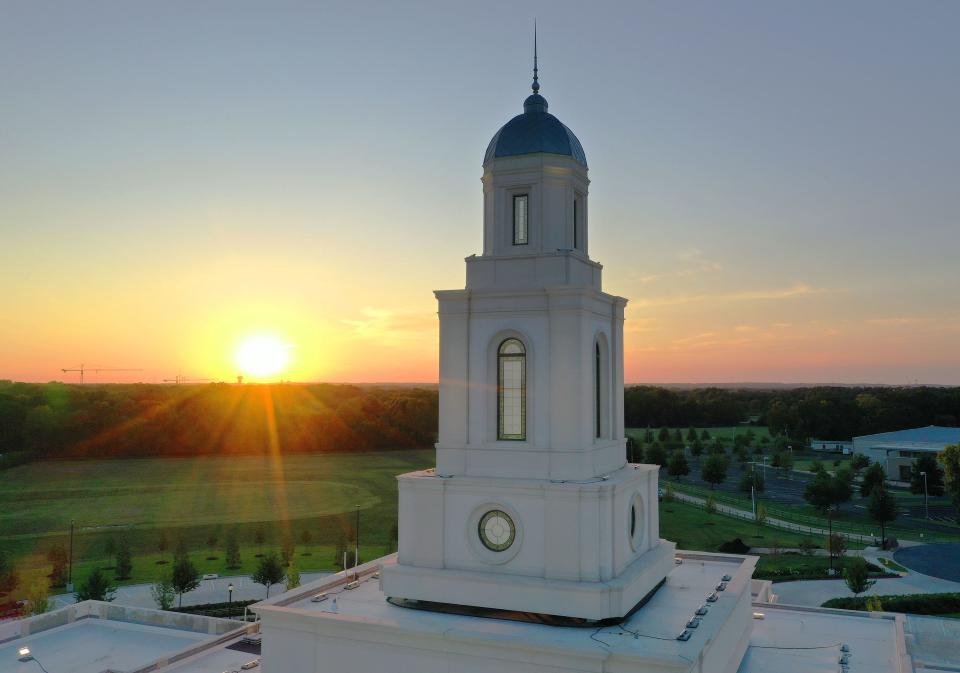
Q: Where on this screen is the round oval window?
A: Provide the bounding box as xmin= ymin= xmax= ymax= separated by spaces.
xmin=629 ymin=493 xmax=645 ymax=551
xmin=478 ymin=509 xmax=516 ymax=552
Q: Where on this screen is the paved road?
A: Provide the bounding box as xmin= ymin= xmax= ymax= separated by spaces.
xmin=894 ymin=543 xmax=960 ymax=582
xmin=52 ymin=571 xmax=332 ymax=610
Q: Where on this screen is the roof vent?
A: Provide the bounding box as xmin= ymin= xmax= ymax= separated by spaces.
xmin=345 ymin=580 xmax=361 ymax=590
xmin=716 ymin=582 xmax=727 ymax=592
xmin=686 ymin=617 xmax=701 ymax=629
xmin=722 ymin=574 xmax=732 ymax=582
xmin=696 ymin=605 xmax=709 ymax=616
xmin=840 ymin=644 xmax=850 ymax=653
xmin=675 ymin=558 xmax=683 ymax=565
xmin=310 ymin=593 xmax=328 ymax=603
xmin=676 ymin=629 xmax=692 ymax=641
xmin=706 ymin=592 xmax=719 ymax=603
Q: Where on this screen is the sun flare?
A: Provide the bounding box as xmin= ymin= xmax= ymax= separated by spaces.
xmin=235 ymin=335 xmax=292 ymax=378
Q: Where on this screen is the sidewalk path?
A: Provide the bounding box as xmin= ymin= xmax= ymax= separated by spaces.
xmin=51 ymin=571 xmax=332 ymax=610
xmin=771 ymin=566 xmax=960 ymax=607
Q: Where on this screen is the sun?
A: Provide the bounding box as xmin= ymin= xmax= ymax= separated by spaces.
xmin=235 ymin=335 xmax=292 ymax=378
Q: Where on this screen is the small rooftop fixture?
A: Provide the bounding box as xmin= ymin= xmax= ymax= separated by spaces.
xmin=345 ymin=580 xmax=361 ymax=590
xmin=696 ymin=605 xmax=709 ymax=616
xmin=686 ymin=617 xmax=701 ymax=629
xmin=676 ymin=629 xmax=692 ymax=641
xmin=310 ymin=593 xmax=328 ymax=603
xmin=716 ymin=582 xmax=727 ymax=592
xmin=706 ymin=592 xmax=719 ymax=603
xmin=752 ymin=612 xmax=765 ymax=620
xmin=722 ymin=574 xmax=732 ymax=582
xmin=240 ymin=660 xmax=260 ymax=670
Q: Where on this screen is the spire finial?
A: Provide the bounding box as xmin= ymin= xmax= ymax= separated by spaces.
xmin=532 ymin=20 xmax=540 ymax=93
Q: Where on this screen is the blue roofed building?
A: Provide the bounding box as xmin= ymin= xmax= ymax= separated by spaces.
xmin=852 ymin=425 xmax=960 ymax=480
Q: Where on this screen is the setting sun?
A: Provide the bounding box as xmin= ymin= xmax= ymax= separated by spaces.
xmin=235 ymin=335 xmax=292 ymax=378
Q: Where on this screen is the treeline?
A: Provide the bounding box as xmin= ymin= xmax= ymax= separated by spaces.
xmin=0 ymin=381 xmax=437 ymax=463
xmin=2 ymin=382 xmax=958 ymax=465
xmin=625 ymin=385 xmax=960 ymax=440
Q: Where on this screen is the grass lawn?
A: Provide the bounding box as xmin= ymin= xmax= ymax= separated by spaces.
xmin=659 ymin=499 xmax=817 ymax=552
xmin=0 ymin=450 xmax=434 ymax=599
xmin=876 ymin=557 xmax=909 ymax=573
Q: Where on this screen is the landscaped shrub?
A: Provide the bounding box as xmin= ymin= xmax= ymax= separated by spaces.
xmin=822 ymin=592 xmax=960 ymax=616
xmin=717 ymin=538 xmax=751 ymax=554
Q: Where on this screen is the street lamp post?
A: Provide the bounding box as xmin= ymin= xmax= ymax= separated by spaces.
xmin=920 ymin=471 xmax=929 ymax=519
xmin=227 ymin=582 xmax=234 ymax=615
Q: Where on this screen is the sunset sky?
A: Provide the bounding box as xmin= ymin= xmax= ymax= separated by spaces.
xmin=1 ymin=1 xmax=958 ymax=385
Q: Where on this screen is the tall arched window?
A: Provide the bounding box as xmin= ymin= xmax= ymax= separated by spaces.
xmin=595 ymin=341 xmax=601 ymax=439
xmin=497 ymin=338 xmax=526 ymax=440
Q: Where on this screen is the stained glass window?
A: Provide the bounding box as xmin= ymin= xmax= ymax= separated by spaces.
xmin=513 ymin=195 xmax=528 ymax=245
xmin=498 ymin=338 xmax=526 ymax=440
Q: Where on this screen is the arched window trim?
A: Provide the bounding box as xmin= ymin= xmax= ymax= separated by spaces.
xmin=595 ymin=341 xmax=602 ymax=439
xmin=497 ymin=338 xmax=527 ymax=441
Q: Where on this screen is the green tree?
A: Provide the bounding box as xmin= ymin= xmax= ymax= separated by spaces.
xmin=739 ymin=467 xmax=764 ymax=493
xmin=254 ymin=526 xmax=266 ymax=557
xmin=47 ymin=544 xmax=69 ymax=587
xmin=300 ymin=529 xmax=313 ymax=556
xmin=672 ymin=428 xmax=683 ymax=443
xmin=75 ymin=568 xmax=116 ymax=602
xmin=171 ymin=553 xmax=200 ymax=607
xmin=690 ymin=438 xmax=703 ymax=460
xmin=701 ymin=453 xmax=729 ymax=489
xmin=667 ymin=449 xmax=690 ymax=481
xmin=286 ymin=563 xmax=301 ymax=591
xmin=657 ymin=427 xmax=670 ymax=442
xmin=850 ymin=453 xmax=870 ymax=472
xmin=939 ymin=444 xmax=960 ymax=522
xmin=252 ymin=552 xmax=285 ymax=598
xmin=755 ymin=503 xmax=768 ymax=532
xmin=804 ymin=470 xmax=852 ymax=573
xmin=686 ymin=426 xmax=698 ymax=442
xmin=860 ymin=462 xmax=886 ymax=497
xmin=150 ymin=574 xmax=176 ymax=610
xmin=700 ymin=429 xmax=710 ymax=441
xmin=843 ymin=556 xmax=876 ymax=597
xmin=911 ymin=454 xmax=945 ymax=496
xmin=867 ymin=485 xmax=898 ymax=549
xmin=225 ymin=530 xmax=242 ymax=569
xmin=643 ymin=427 xmax=654 ymax=443
xmin=809 ymin=458 xmax=826 ymax=476
xmin=115 ymin=539 xmax=133 ymax=580
xmin=26 ymin=581 xmax=50 ymax=616
xmin=645 ymin=442 xmax=666 ymax=467
xmin=103 ymin=536 xmax=117 ymax=562
xmin=777 ymin=451 xmax=795 ymax=477
xmin=281 ymin=535 xmax=295 ymax=567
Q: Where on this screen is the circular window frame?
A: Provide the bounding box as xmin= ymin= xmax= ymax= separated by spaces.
xmin=467 ymin=502 xmax=523 ymax=565
xmin=628 ymin=492 xmax=646 ymax=552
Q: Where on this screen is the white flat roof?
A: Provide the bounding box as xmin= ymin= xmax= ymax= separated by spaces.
xmin=739 ymin=607 xmax=903 ymax=673
xmin=259 ymin=553 xmax=754 ymax=665
xmin=0 ymin=618 xmax=210 ymax=673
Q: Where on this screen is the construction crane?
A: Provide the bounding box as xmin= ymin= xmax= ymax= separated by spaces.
xmin=162 ymin=375 xmax=215 ymax=384
xmin=61 ymin=364 xmax=142 ymax=384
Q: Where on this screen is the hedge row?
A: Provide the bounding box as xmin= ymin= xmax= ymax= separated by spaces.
xmin=171 ymin=598 xmax=258 ymax=618
xmin=823 ymin=592 xmax=960 ymax=615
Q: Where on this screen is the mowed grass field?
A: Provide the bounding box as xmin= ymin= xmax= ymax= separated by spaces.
xmin=0 ymin=450 xmax=434 ymax=593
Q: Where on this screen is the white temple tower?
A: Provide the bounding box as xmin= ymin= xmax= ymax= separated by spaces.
xmin=380 ymin=56 xmax=675 ymax=622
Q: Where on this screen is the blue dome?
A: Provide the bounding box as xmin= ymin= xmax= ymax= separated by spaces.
xmin=483 ymin=93 xmax=587 ymax=167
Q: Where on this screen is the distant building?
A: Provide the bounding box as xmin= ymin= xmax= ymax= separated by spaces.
xmin=809 ymin=439 xmax=853 ymax=453
xmin=853 ymin=425 xmax=960 ymax=480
